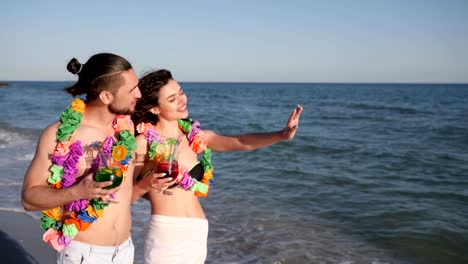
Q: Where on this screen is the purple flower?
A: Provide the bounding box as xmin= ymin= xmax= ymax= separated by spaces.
xmin=65 ymin=154 xmax=79 ymax=165
xmin=51 ymin=154 xmax=67 ymax=166
xmin=145 ymin=129 xmax=164 ymax=144
xmin=63 ymin=158 xmax=78 ymax=172
xmin=61 ymin=168 xmax=78 ymax=188
xmin=91 ymin=155 xmax=100 ymax=172
xmin=69 ymin=141 xmax=83 ymax=157
xmin=58 ymin=235 xmax=72 ymax=246
xmin=65 ymin=199 xmax=88 ymax=211
xmin=179 ymin=171 xmax=195 ymax=190
xmin=102 ymin=137 xmax=115 ymax=154
xmin=187 ymin=120 xmax=201 ymax=143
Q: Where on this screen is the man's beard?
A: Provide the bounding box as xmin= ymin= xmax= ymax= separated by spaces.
xmin=109 ymin=103 xmax=134 ymax=116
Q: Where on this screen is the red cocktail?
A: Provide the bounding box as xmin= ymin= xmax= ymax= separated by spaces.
xmin=156 ymin=160 xmax=179 ymax=180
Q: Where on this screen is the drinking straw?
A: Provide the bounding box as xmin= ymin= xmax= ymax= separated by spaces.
xmin=168 ymin=136 xmax=182 ymax=174
xmin=99 ymin=151 xmax=109 ymax=167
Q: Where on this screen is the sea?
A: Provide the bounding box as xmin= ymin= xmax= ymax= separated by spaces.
xmin=0 ymin=81 xmax=467 ymax=264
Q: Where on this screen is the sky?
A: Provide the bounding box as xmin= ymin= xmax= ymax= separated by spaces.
xmin=2 ymin=0 xmax=468 ymax=83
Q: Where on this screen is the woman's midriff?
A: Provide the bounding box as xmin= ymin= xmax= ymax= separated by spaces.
xmin=149 ymin=187 xmax=206 ymax=219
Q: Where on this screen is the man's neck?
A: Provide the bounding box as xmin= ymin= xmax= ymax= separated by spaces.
xmin=82 ymin=105 xmax=116 ymax=131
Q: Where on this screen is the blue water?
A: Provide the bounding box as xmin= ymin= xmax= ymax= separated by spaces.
xmin=1 ymin=81 xmax=467 ymax=263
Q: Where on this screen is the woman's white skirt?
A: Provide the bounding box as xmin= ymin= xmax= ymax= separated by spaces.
xmin=144 ymin=215 xmax=209 ymax=264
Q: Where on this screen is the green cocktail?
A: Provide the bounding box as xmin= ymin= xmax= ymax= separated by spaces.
xmin=95 ymin=167 xmax=123 ymax=190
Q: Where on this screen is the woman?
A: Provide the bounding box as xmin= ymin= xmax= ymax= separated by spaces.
xmin=131 ymin=69 xmax=303 ymax=264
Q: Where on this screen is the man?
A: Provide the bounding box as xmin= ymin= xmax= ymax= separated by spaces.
xmin=21 ymin=53 xmax=170 ymax=263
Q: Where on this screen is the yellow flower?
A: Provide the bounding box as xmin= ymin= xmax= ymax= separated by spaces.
xmin=86 ymin=205 xmax=104 ymax=218
xmin=71 ymin=99 xmax=86 ymax=113
xmin=203 ymin=169 xmax=213 ymax=181
xmin=43 ymin=207 xmax=62 ymax=221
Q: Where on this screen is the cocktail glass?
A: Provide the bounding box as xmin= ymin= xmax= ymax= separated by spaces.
xmin=95 ymin=152 xmax=123 ymax=203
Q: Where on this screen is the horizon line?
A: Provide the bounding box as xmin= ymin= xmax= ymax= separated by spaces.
xmin=1 ymin=80 xmax=468 ymax=85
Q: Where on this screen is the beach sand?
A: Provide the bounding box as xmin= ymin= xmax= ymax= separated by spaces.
xmin=0 ymin=210 xmax=56 ymax=263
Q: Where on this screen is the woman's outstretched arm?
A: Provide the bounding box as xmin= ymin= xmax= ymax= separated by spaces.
xmin=205 ymin=105 xmax=303 ymax=152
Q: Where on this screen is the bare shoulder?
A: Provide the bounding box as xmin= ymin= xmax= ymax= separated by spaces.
xmin=134 ymin=134 xmax=149 ymax=170
xmin=135 ymin=134 xmax=148 ymax=154
xmin=38 ymin=121 xmax=60 ymax=148
xmin=43 ymin=121 xmax=60 ymax=134
xmin=135 ymin=134 xmax=147 ymax=145
xmin=203 ymin=129 xmax=226 ymax=149
xmin=23 ymin=121 xmax=61 ymax=191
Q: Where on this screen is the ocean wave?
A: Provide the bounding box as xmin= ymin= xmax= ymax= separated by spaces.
xmin=16 ymin=153 xmax=34 ymax=161
xmin=205 ymin=214 xmax=400 ymax=264
xmin=0 ymin=207 xmax=42 ymax=220
xmin=0 ymin=207 xmax=26 ymax=214
xmin=0 ymin=207 xmax=47 ymax=221
xmin=0 ymin=124 xmax=38 ymax=149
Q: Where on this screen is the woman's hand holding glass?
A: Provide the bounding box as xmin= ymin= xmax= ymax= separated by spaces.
xmin=140 ymin=167 xmax=175 ymax=195
xmin=151 ymin=136 xmax=181 ymax=195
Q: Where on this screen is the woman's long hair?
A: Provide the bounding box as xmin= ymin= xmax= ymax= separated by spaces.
xmin=131 ymin=69 xmax=173 ymax=135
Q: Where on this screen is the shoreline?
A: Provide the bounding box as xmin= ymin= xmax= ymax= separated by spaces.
xmin=0 ymin=210 xmax=56 ymax=263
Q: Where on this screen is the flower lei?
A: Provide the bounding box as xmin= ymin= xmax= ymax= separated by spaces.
xmin=40 ymin=99 xmax=136 ymax=252
xmin=136 ymin=119 xmax=213 ymax=197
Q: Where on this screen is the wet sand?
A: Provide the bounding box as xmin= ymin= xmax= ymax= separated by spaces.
xmin=0 ymin=210 xmax=55 ymax=263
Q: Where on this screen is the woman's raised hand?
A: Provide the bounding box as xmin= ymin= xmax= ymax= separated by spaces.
xmin=282 ymin=105 xmax=303 ymax=140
